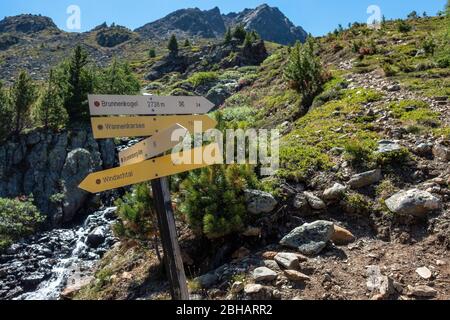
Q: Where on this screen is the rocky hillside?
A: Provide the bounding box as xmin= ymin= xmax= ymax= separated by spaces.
xmin=0 ymin=4 xmax=306 ymax=83
xmin=72 ymin=14 xmax=449 ymax=301
xmin=0 ymin=9 xmax=448 ymax=301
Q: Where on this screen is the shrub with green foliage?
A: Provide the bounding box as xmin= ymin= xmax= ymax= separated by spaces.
xmin=344 ymin=139 xmax=374 ymax=167
xmin=33 ymin=70 xmax=68 ymax=130
xmin=343 ymin=193 xmax=371 ymax=216
xmin=187 ymin=71 xmax=218 ymax=87
xmin=397 ymin=20 xmax=412 ymax=33
xmin=148 ymin=48 xmax=156 ymax=58
xmin=283 ymin=38 xmax=326 ymax=106
xmin=114 ymin=183 xmax=160 ymax=258
xmin=0 ymin=197 xmax=44 ymax=251
xmin=422 ymin=38 xmax=436 ymax=56
xmin=179 ymin=165 xmax=259 ymax=239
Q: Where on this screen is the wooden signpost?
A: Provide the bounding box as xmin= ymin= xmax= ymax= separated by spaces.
xmin=91 ymin=114 xmax=217 ymax=139
xmin=88 ymin=94 xmax=215 ymax=116
xmin=118 ymin=124 xmax=188 ymax=166
xmin=79 ymin=94 xmax=217 ymax=300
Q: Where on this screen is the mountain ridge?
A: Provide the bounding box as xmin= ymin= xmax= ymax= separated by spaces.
xmin=0 ymin=4 xmax=307 ymax=45
xmin=135 ymin=4 xmax=308 ymax=45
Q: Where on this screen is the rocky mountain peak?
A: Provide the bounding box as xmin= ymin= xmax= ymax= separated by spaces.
xmin=224 ymin=4 xmax=308 ymax=45
xmin=0 ymin=14 xmax=58 ymax=34
xmin=135 ymin=4 xmax=307 ymax=45
xmin=135 ymin=7 xmax=226 ymax=39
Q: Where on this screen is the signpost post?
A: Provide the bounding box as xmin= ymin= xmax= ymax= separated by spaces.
xmin=80 ymin=94 xmax=217 ymax=300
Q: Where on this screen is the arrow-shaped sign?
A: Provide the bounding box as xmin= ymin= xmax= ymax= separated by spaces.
xmin=119 ymin=123 xmax=188 ymax=166
xmin=79 ymin=144 xmax=222 ymax=193
xmin=91 ymin=115 xmax=217 ymax=139
xmin=88 ymin=94 xmax=215 ymax=116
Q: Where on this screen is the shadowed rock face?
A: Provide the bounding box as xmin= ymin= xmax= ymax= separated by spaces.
xmin=0 ymin=128 xmax=116 ymax=226
xmin=135 ymin=4 xmax=307 ymax=45
xmin=0 ymin=14 xmax=58 ymax=34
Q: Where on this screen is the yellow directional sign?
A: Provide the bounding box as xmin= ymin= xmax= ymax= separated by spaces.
xmin=119 ymin=123 xmax=188 ymax=166
xmin=91 ymin=115 xmax=217 ymax=139
xmin=79 ymin=144 xmax=222 ymax=193
xmin=88 ymin=94 xmax=215 ymax=116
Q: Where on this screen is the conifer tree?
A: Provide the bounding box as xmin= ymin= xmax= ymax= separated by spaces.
xmin=283 ymin=38 xmax=325 ymax=106
xmin=232 ymin=25 xmax=247 ymax=43
xmin=168 ymin=34 xmax=179 ymax=54
xmin=98 ymin=59 xmax=140 ymax=95
xmin=224 ymin=27 xmax=232 ymax=44
xmin=184 ymin=38 xmax=191 ymax=47
xmin=0 ymin=82 xmax=13 ymax=141
xmin=10 ymin=71 xmax=36 ymax=135
xmin=61 ymin=45 xmax=94 ymax=123
xmin=33 ymin=70 xmax=68 ymax=130
xmin=180 ymin=164 xmax=258 ymax=239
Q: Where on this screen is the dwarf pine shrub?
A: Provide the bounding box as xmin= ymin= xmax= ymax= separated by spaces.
xmin=179 ymin=164 xmax=258 ymax=239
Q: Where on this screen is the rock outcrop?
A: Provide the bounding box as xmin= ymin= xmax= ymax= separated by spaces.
xmin=0 ymin=128 xmax=116 ymax=226
xmin=0 ymin=14 xmax=58 ymax=34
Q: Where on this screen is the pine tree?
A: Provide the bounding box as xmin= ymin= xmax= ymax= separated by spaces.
xmin=180 ymin=164 xmax=258 ymax=239
xmin=33 ymin=70 xmax=68 ymax=130
xmin=243 ymin=32 xmax=253 ymax=53
xmin=63 ymin=45 xmax=94 ymax=123
xmin=184 ymin=38 xmax=191 ymax=47
xmin=283 ymin=38 xmax=325 ymax=106
xmin=148 ymin=48 xmax=156 ymax=58
xmin=98 ymin=59 xmax=140 ymax=95
xmin=224 ymin=27 xmax=232 ymax=44
xmin=11 ymin=71 xmax=36 ymax=135
xmin=232 ymin=25 xmax=247 ymax=43
xmin=168 ymin=34 xmax=178 ymax=54
xmin=0 ymin=82 xmax=13 ymax=141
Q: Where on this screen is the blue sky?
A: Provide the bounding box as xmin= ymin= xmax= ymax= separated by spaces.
xmin=0 ymin=0 xmax=446 ymax=36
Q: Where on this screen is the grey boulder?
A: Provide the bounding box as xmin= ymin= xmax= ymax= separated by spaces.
xmin=323 ymin=183 xmax=347 ymax=201
xmin=245 ymin=190 xmax=277 ymax=214
xmin=348 ymin=169 xmax=382 ymax=189
xmin=253 ymin=267 xmax=278 ymax=282
xmin=280 ymin=220 xmax=334 ymax=256
xmin=385 ymin=189 xmax=441 ymax=217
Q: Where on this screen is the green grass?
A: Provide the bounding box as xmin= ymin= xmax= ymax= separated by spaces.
xmin=387 ymin=100 xmax=441 ymax=127
xmin=279 ymin=88 xmax=383 ymax=180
